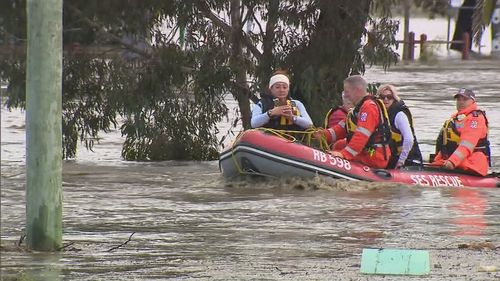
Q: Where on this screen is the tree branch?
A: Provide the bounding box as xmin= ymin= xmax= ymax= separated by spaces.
xmin=58 ymin=241 xmax=76 ymax=251
xmin=17 ymin=234 xmax=26 ymax=246
xmin=67 ymin=4 xmax=152 ymax=59
xmin=251 ymin=11 xmax=265 ymax=35
xmin=106 ymin=232 xmax=135 ymax=252
xmin=194 ymin=1 xmax=263 ymax=62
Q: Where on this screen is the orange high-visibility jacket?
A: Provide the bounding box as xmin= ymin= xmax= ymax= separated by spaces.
xmin=323 ymin=96 xmax=391 ymax=169
xmin=433 ymin=103 xmax=489 ymax=176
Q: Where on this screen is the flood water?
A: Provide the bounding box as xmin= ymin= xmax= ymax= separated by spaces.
xmin=2 ymin=60 xmax=500 ymax=279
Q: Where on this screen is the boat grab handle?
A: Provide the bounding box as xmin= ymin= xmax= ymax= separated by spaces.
xmin=372 ymin=169 xmax=392 ymax=179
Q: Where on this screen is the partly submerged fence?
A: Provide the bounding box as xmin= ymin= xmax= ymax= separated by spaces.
xmin=398 ymin=32 xmax=471 ymax=61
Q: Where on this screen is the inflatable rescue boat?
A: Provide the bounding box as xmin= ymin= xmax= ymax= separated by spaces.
xmin=219 ymin=130 xmax=500 ymax=188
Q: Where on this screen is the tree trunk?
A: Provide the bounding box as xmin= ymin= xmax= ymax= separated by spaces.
xmin=230 ymin=0 xmax=251 ymax=129
xmin=402 ymin=0 xmax=411 ymax=60
xmin=287 ymin=0 xmax=371 ymax=126
xmin=257 ymin=0 xmax=279 ymax=91
xmin=451 ymin=0 xmax=476 ymax=51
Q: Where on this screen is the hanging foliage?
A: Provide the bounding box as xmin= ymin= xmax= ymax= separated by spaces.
xmin=1 ymin=0 xmax=405 ymax=160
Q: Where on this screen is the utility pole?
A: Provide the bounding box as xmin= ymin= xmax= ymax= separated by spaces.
xmin=492 ymin=0 xmax=500 ymax=57
xmin=26 ymin=0 xmax=63 ymax=251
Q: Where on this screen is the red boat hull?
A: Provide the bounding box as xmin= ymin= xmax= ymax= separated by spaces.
xmin=219 ymin=130 xmax=500 ymax=188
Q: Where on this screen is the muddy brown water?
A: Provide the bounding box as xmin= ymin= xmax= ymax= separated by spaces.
xmin=2 ymin=58 xmax=500 ymax=280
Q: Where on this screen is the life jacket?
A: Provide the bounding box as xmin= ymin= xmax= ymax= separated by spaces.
xmin=345 ymin=95 xmax=392 ymax=158
xmin=323 ymin=106 xmax=348 ymax=128
xmin=387 ymin=100 xmax=423 ymax=166
xmin=259 ymin=93 xmax=303 ymax=131
xmin=436 ymin=110 xmax=491 ymax=166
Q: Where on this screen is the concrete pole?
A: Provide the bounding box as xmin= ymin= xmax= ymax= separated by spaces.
xmin=26 ymin=0 xmax=63 ymax=251
xmin=491 ymin=0 xmax=500 ymax=57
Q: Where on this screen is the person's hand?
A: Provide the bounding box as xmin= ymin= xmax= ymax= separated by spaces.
xmin=268 ymin=106 xmax=287 ymax=117
xmin=442 ymin=160 xmax=454 ymax=170
xmin=275 ymin=105 xmax=292 ymax=122
xmin=330 ymin=151 xmax=344 ymax=158
xmin=395 ymin=161 xmax=404 ymax=169
xmin=313 ymin=129 xmax=325 ymax=140
xmin=280 ymin=105 xmax=293 ymax=118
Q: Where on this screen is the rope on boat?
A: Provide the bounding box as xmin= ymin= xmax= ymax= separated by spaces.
xmin=229 ymin=127 xmax=331 ymax=176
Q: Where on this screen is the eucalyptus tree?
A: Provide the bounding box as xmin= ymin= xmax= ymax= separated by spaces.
xmin=1 ymin=0 xmax=404 ymax=160
xmin=185 ymin=0 xmax=401 ymax=125
xmin=2 ymin=1 xmax=230 ymax=160
xmin=471 ymin=0 xmax=498 ymax=48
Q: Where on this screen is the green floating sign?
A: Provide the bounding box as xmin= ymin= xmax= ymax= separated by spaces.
xmin=360 ymin=248 xmax=430 ymax=275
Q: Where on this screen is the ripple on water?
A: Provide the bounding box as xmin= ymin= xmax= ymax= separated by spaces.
xmin=2 ymin=60 xmax=500 ymax=280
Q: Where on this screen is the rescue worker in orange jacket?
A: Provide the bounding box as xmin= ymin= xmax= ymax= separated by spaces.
xmin=316 ymin=75 xmax=392 ymax=169
xmin=432 ymin=88 xmax=490 ymax=176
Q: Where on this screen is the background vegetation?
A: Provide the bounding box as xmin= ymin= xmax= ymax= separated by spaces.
xmin=1 ymin=0 xmax=456 ymax=160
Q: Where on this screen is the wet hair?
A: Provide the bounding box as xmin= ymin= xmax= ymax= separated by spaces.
xmin=376 ymin=84 xmax=401 ymax=101
xmin=344 ymin=75 xmax=368 ymax=92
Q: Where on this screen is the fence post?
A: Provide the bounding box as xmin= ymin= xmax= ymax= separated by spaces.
xmin=420 ymin=33 xmax=427 ymax=58
xmin=408 ymin=32 xmax=415 ymax=61
xmin=462 ymin=32 xmax=470 ymax=60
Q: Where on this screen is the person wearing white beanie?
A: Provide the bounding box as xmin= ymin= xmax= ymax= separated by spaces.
xmin=251 ymin=71 xmax=313 ymax=130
